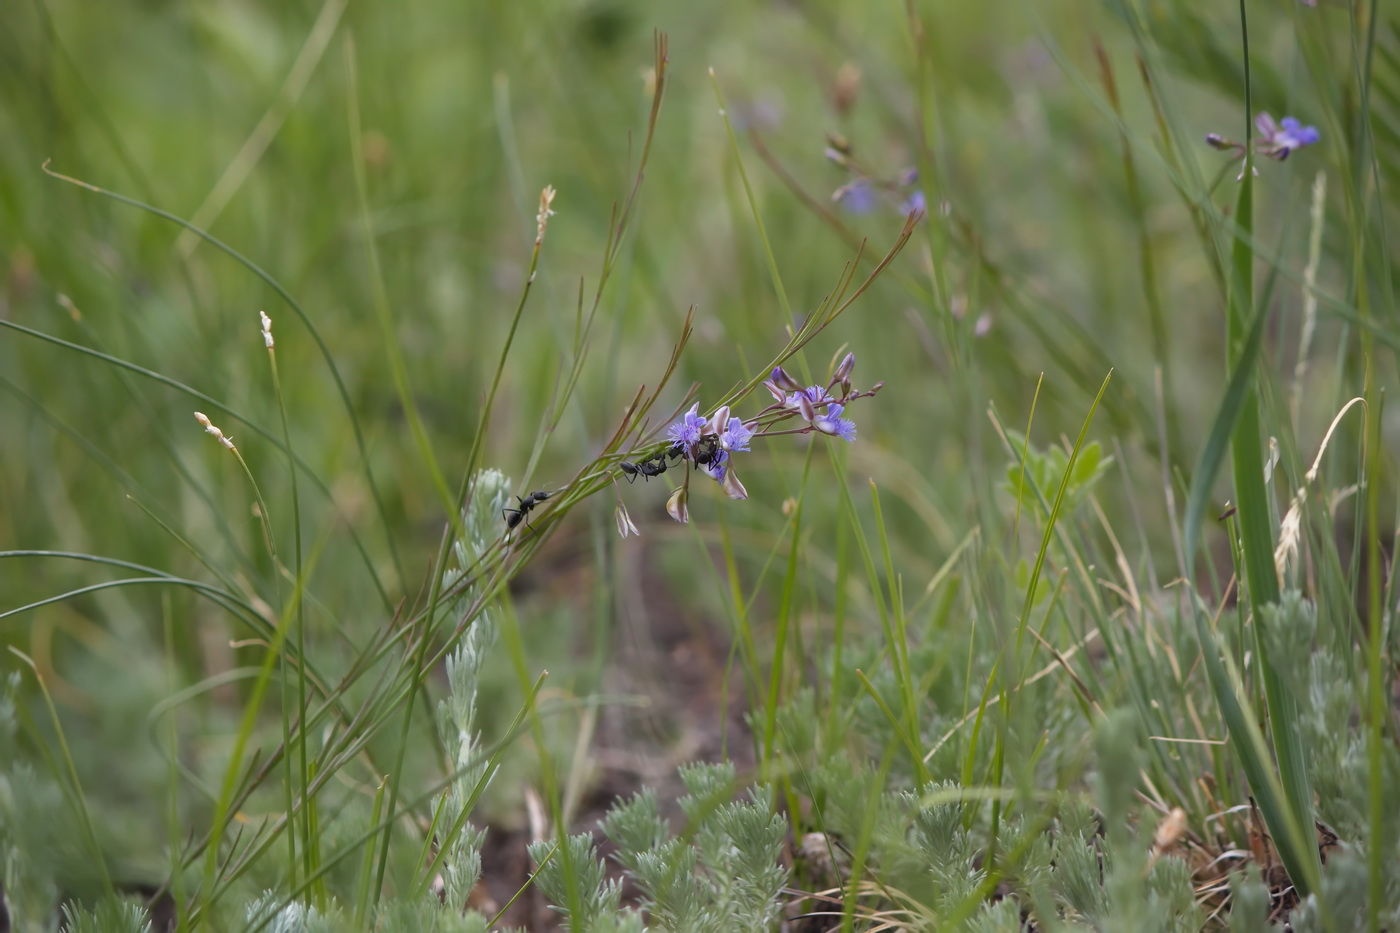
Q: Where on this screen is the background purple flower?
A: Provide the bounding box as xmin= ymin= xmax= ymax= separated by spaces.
xmin=833 ymin=178 xmax=877 ymax=214
xmin=1254 ymin=112 xmax=1320 ymax=159
xmin=1278 ymin=117 xmax=1320 ymax=149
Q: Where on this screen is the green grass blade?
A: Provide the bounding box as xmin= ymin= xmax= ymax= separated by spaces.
xmin=39 ymin=162 xmax=406 ymax=590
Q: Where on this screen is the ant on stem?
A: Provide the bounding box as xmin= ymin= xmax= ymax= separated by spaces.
xmin=619 ymin=445 xmax=684 ymax=484
xmin=503 ymin=490 xmax=551 ymax=532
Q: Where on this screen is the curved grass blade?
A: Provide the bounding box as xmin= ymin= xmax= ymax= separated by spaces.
xmin=39 ymin=160 xmax=405 ymax=590
xmin=0 ymin=317 xmax=393 ymax=611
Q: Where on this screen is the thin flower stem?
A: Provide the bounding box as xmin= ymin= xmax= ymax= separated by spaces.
xmin=264 ymin=333 xmax=317 ymax=899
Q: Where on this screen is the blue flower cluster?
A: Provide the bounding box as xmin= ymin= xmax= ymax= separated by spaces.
xmin=1254 ymin=113 xmax=1320 ymax=160
xmin=825 ymin=140 xmax=927 ymax=220
xmin=621 ymin=352 xmax=879 ymax=525
xmin=618 ymin=353 xmax=879 ymax=523
xmin=1206 ymin=111 xmax=1321 ymax=164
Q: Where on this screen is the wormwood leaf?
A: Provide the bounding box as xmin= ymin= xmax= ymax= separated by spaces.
xmin=1227 ymin=865 xmax=1271 ymax=933
xmin=374 ymin=900 xmax=489 ymax=933
xmin=964 ymin=897 xmax=1026 ymax=933
xmin=60 ymin=898 xmax=153 ymax=933
xmin=629 ymin=841 xmax=710 ymax=933
xmin=527 ymin=834 xmax=627 ymax=933
xmin=1052 ymin=831 xmax=1106 ymax=925
xmin=599 ymin=789 xmax=667 ymax=869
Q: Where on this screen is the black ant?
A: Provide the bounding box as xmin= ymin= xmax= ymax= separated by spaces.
xmin=693 ymin=435 xmax=722 ymax=467
xmin=619 ymin=445 xmax=685 ymax=483
xmin=503 ymin=490 xmax=551 ymax=531
xmin=619 ymin=458 xmax=667 ymax=483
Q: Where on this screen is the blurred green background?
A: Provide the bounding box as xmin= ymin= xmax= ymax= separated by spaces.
xmin=2 ymin=0 xmax=1341 ymax=584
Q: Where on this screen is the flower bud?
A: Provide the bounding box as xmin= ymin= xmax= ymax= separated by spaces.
xmin=666 ymin=486 xmax=689 ymax=524
xmin=834 ymin=351 xmax=855 ymax=383
xmin=763 ymin=379 xmax=786 ymax=402
xmin=835 ymin=351 xmax=855 ymax=396
xmin=770 ymin=366 xmax=801 ymax=392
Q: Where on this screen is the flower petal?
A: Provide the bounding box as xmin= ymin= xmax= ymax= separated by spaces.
xmin=721 ymin=465 xmax=749 ymax=500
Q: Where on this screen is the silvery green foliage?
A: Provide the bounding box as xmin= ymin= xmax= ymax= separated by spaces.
xmin=601 ymin=790 xmax=714 ymax=931
xmin=432 ymin=469 xmax=511 ymax=909
xmin=1 ymin=673 xmax=60 ymax=931
xmin=374 ymin=900 xmax=490 ymax=933
xmin=445 ymin=469 xmax=514 ymax=601
xmin=910 ymin=786 xmax=983 ymax=911
xmin=806 ymin=757 xmax=865 ymax=838
xmin=1225 ymin=865 xmax=1270 ymax=933
xmin=1288 ymin=847 xmax=1400 ymax=933
xmin=1304 ymin=648 xmax=1400 ymax=845
xmin=242 ymin=892 xmax=344 ymax=933
xmin=586 ymin=912 xmax=646 ymax=933
xmin=998 ymin=814 xmax=1054 ymax=895
xmin=596 ymin=763 xmax=788 ymax=933
xmin=628 ymin=841 xmax=708 ymax=932
xmin=60 ymin=898 xmax=152 ymax=933
xmin=770 ymin=688 xmax=820 ymax=760
xmin=1056 ymin=798 xmax=1101 ymax=843
xmin=964 ymin=897 xmax=1025 ymax=933
xmin=1093 ymin=710 xmax=1149 ymax=929
xmin=1144 ymin=855 xmax=1203 ymax=932
xmin=526 ymin=833 xmax=631 ymax=932
xmin=1258 ymin=591 xmax=1317 ymax=700
xmin=679 ymin=764 xmax=788 ymax=930
xmin=600 ymin=789 xmax=667 ymax=861
xmin=1053 ymin=830 xmax=1107 ymax=925
xmin=1049 ymin=829 xmax=1201 ymax=932
xmin=434 ymin=619 xmax=497 ymax=907
xmin=1039 ymin=715 xmax=1201 ymax=933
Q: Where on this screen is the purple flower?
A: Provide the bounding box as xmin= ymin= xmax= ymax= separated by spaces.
xmin=667 ymin=403 xmax=706 ymax=457
xmin=785 ymin=385 xmax=832 ymax=417
xmin=1255 ymin=113 xmax=1320 ymax=160
xmin=899 ymin=189 xmax=927 ymax=217
xmin=833 ymin=178 xmax=877 ymax=214
xmin=720 ymin=417 xmax=753 ymax=452
xmin=706 ymin=405 xmax=731 ymax=437
xmin=814 ymin=403 xmax=857 ymax=442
